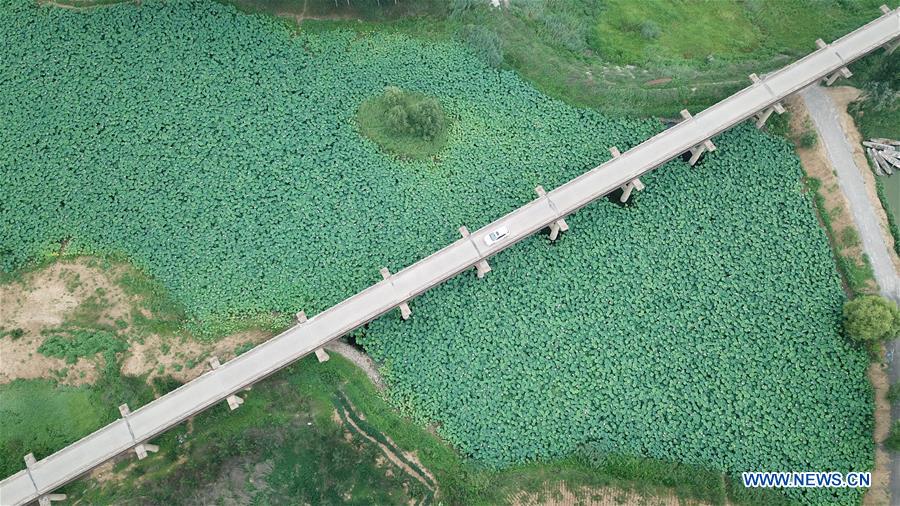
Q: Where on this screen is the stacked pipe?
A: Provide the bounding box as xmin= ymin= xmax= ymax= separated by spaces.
xmin=864 ymin=138 xmax=900 ymax=176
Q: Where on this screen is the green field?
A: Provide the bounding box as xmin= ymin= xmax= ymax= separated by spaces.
xmin=53 ymin=355 xmax=784 ymax=505
xmin=362 ymin=126 xmax=873 ymax=504
xmin=0 ymin=0 xmax=657 ymax=333
xmin=0 ymin=381 xmax=110 ymax=476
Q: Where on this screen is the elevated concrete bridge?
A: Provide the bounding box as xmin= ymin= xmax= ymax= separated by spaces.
xmin=2 ymin=6 xmax=899 ymax=505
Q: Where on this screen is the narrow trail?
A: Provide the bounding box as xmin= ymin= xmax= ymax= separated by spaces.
xmin=801 ymin=85 xmax=899 ymax=300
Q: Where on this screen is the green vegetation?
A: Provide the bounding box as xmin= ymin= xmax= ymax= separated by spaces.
xmin=0 ymin=1 xmax=880 ymax=504
xmin=0 ymin=380 xmax=110 ymax=477
xmin=804 ymin=177 xmax=876 ymax=296
xmin=887 ymin=383 xmax=900 ymax=405
xmin=362 ymin=127 xmax=873 ymax=504
xmin=843 ymin=295 xmax=900 ymax=343
xmin=886 ymin=421 xmax=900 ymax=452
xmin=0 ymin=0 xmax=656 ymax=333
xmin=848 ymin=50 xmax=900 ymax=255
xmin=38 ymin=327 xmax=127 ymax=364
xmin=218 ymin=0 xmax=886 ymax=116
xmin=358 ymin=86 xmax=449 ymax=159
xmin=60 ymin=354 xmax=782 ymax=505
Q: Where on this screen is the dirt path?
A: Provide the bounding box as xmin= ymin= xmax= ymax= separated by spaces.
xmin=801 ymin=85 xmax=899 ymax=300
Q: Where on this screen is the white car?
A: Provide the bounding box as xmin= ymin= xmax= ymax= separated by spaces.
xmin=484 ymin=226 xmax=509 ymax=246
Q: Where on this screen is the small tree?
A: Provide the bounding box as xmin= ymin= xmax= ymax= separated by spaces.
xmin=842 ymin=295 xmax=900 ymax=343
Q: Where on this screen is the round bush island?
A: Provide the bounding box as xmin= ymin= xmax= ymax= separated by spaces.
xmin=357 ymin=86 xmax=449 ymax=159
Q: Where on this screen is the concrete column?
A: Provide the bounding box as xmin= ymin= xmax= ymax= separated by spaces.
xmin=24 ymin=455 xmax=67 ymax=505
xmin=534 ymin=186 xmax=568 ymax=241
xmin=676 ymin=115 xmax=717 ymax=165
xmin=314 ymin=348 xmax=330 ymax=363
xmin=885 ymin=39 xmax=899 ymax=54
xmin=754 ymin=103 xmax=785 ymax=128
xmin=119 ymin=404 xmax=159 ymax=460
xmin=747 ymin=76 xmax=787 ymax=128
xmin=295 ymin=310 xmax=328 ymax=360
xmin=380 ymin=267 xmax=411 ymax=319
xmin=38 ymin=495 xmax=67 ymax=506
xmin=619 ymin=178 xmax=646 ymax=202
xmin=225 ymin=394 xmax=244 ymax=410
xmin=813 ymin=39 xmax=852 ymax=85
xmin=459 ymin=226 xmax=491 ymax=278
xmin=824 ymin=67 xmax=852 ymax=86
xmin=606 ymin=147 xmax=645 ymax=201
xmin=208 ymin=357 xmax=244 ymax=410
xmin=134 ymin=443 xmax=159 ymax=460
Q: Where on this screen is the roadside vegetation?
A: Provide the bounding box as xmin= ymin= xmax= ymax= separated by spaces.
xmin=226 ymin=0 xmax=887 ymax=116
xmin=848 ymin=50 xmax=900 ymax=255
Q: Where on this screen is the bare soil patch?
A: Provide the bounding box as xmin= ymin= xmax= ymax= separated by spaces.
xmin=509 ymin=482 xmax=704 ymax=506
xmin=0 ymin=260 xmax=131 ymax=385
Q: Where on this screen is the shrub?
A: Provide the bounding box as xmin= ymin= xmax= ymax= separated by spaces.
xmin=458 ymin=24 xmax=503 ymax=67
xmin=358 ymin=86 xmax=448 ymax=158
xmin=843 ymin=295 xmax=900 ymax=343
xmin=798 ymin=128 xmax=818 ymax=149
xmin=639 ymin=20 xmax=661 ymax=40
xmin=37 ymin=328 xmax=128 ymax=364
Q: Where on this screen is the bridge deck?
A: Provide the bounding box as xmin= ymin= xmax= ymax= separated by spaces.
xmin=2 ymin=6 xmax=898 ymax=505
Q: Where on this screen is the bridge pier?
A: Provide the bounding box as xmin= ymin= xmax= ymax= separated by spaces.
xmin=748 ymin=74 xmax=786 ymax=128
xmin=38 ymin=495 xmax=67 ymax=506
xmin=380 ymin=267 xmax=412 ymax=319
xmin=23 ymin=454 xmax=66 ymax=505
xmin=679 ymin=110 xmax=716 ymax=165
xmin=607 ymin=147 xmax=645 ymax=202
xmin=534 ymin=186 xmax=568 ymax=240
xmin=208 ymin=357 xmax=245 ymax=409
xmin=619 ymin=178 xmax=645 ymax=202
xmin=459 ymin=226 xmax=491 ymax=278
xmin=118 ymin=404 xmax=160 ymax=460
xmin=753 ymin=103 xmax=785 ymax=128
xmin=295 ymin=311 xmax=330 ymax=361
xmin=814 ymin=39 xmax=852 ymax=85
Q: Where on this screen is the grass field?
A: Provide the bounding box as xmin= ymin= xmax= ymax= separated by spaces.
xmin=0 ymin=381 xmax=109 ymax=476
xmin=43 ymin=354 xmax=782 ymax=505
xmin=279 ymin=0 xmax=885 ymax=115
